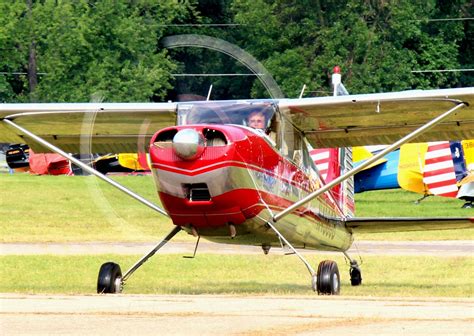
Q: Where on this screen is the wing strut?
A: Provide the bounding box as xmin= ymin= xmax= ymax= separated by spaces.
xmin=122 ymin=225 xmax=181 ymax=282
xmin=264 ymin=220 xmax=320 ymax=291
xmin=273 ymin=102 xmax=467 ymax=222
xmin=2 ymin=118 xmax=169 ymax=217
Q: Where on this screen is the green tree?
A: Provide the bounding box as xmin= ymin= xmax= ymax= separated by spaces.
xmin=164 ymin=0 xmax=255 ymax=101
xmin=0 ymin=1 xmax=29 ymax=102
xmin=33 ymin=0 xmax=185 ymax=102
xmin=1 ymin=0 xmax=197 ymax=103
xmin=2 ymin=0 xmax=470 ymax=103
xmin=231 ymin=0 xmax=470 ymax=97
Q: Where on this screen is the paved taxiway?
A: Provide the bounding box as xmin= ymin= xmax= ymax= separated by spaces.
xmin=1 ymin=294 xmax=473 ymax=335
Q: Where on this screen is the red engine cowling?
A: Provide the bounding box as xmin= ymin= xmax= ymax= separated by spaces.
xmin=149 ymin=125 xmax=267 ymax=229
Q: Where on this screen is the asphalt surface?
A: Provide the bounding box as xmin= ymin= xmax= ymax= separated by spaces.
xmin=1 ymin=294 xmax=473 ymax=335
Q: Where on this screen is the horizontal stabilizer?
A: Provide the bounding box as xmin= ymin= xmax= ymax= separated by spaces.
xmin=345 ymin=217 xmax=473 ymax=233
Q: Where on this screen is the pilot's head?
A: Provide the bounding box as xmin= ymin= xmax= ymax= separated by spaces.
xmin=247 ymin=111 xmax=266 ymax=130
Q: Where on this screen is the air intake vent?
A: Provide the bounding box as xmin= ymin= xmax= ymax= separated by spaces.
xmin=204 ymin=128 xmax=227 ymax=146
xmin=184 ymin=183 xmax=211 ymax=201
xmin=154 ymin=129 xmax=178 ymax=149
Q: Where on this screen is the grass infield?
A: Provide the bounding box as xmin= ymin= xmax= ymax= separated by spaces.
xmin=0 ymin=254 xmax=472 ymax=297
xmin=0 ymin=173 xmax=472 ymax=296
xmin=1 ymin=174 xmax=473 ymax=242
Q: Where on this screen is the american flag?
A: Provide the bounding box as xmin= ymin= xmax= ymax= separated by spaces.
xmin=310 ymin=148 xmax=333 ymax=182
xmin=309 ymin=147 xmax=354 ymax=217
xmin=423 ymin=141 xmax=458 ymax=197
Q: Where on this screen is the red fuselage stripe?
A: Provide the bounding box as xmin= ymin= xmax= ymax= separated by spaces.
xmin=152 ymin=161 xmax=314 ymax=194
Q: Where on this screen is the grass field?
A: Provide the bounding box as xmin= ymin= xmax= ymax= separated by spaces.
xmin=1 ymin=254 xmax=472 ymax=297
xmin=1 ymin=174 xmax=473 ymax=242
xmin=1 ymin=173 xmax=473 ymax=297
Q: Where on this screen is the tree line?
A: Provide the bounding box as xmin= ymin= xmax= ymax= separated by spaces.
xmin=1 ymin=0 xmax=472 ymax=103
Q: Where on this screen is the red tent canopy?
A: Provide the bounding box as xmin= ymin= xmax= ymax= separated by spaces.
xmin=29 ymin=149 xmax=71 ymax=175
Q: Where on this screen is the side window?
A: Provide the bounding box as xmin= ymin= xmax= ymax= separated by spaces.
xmin=302 ymin=139 xmax=318 ymax=172
xmin=292 ymin=134 xmax=303 ymax=166
xmin=279 ymin=118 xmax=303 ymax=165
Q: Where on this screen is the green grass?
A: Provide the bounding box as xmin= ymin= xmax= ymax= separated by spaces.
xmin=1 ymin=174 xmax=472 ymax=297
xmin=0 ymin=173 xmax=178 ymax=242
xmin=356 ymin=188 xmax=471 ymax=217
xmin=0 ymin=254 xmax=471 ymax=297
xmin=355 ymin=189 xmax=474 ymax=240
xmin=1 ymin=174 xmax=472 ymax=242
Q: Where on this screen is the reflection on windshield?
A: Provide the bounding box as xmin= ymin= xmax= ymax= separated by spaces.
xmin=177 ymin=102 xmax=275 ymax=129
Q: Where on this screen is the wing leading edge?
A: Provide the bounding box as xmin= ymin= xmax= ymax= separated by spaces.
xmin=345 ymin=217 xmax=473 ymax=233
xmin=0 ymin=103 xmax=177 ymax=153
xmin=278 ymin=88 xmax=474 ymax=148
xmin=1 ymin=87 xmax=473 ymax=152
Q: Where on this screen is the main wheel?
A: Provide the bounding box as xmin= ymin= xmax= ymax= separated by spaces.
xmin=316 ymin=260 xmax=340 ymax=295
xmin=97 ymin=262 xmax=122 ymax=294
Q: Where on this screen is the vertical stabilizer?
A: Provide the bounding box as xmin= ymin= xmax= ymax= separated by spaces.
xmin=310 ymin=147 xmax=355 ymax=218
xmin=340 ymin=147 xmax=355 ymax=217
xmin=423 ymin=141 xmax=458 ymax=197
xmin=332 ymin=66 xmax=354 ymax=217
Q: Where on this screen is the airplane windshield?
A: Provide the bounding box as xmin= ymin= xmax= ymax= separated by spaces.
xmin=177 ymin=102 xmax=276 ymax=129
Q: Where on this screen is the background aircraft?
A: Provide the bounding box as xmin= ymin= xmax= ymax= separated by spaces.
xmin=352 ymin=140 xmax=474 ymax=208
xmin=4 ymin=143 xmax=149 ymax=176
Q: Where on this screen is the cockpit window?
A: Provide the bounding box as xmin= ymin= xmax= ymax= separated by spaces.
xmin=177 ymin=101 xmax=276 ymax=129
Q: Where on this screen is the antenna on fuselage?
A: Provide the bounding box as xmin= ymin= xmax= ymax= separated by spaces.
xmin=298 ymin=84 xmax=306 ymax=98
xmin=206 ymin=85 xmax=213 ymax=101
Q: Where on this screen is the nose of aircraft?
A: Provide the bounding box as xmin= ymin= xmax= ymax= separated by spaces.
xmin=172 ymin=128 xmax=205 ymax=160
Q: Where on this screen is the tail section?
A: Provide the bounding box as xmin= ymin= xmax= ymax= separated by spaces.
xmin=310 ymin=147 xmax=355 ymax=218
xmin=330 ymin=66 xmax=354 ymax=217
xmin=340 ymin=147 xmax=355 ymax=218
xmin=310 ymin=148 xmax=339 ymax=185
xmin=423 ymin=141 xmax=458 ymax=197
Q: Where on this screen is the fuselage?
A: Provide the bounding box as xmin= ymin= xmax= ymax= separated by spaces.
xmin=149 ymin=120 xmax=353 ymax=252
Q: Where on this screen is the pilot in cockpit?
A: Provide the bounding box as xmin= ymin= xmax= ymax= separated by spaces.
xmin=245 ymin=110 xmax=278 ymax=147
xmin=246 ymin=111 xmax=267 ymax=130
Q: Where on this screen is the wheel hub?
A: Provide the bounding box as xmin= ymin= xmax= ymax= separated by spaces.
xmin=114 ymin=276 xmax=123 ymax=293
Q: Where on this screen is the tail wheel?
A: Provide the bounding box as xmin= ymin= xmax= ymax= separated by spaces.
xmin=97 ymin=262 xmax=122 ymax=294
xmin=316 ymin=260 xmax=340 ymax=295
xmin=350 ymin=266 xmax=362 ymax=286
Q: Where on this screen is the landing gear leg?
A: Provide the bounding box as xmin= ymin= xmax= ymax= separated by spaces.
xmin=97 ymin=225 xmax=182 ymax=294
xmin=344 ymin=251 xmax=362 ymax=286
xmin=265 ymin=220 xmax=340 ymax=295
xmin=414 ymin=194 xmax=430 ymax=204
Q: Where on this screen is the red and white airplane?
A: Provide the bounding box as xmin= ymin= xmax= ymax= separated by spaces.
xmin=1 ymin=75 xmax=473 ymax=295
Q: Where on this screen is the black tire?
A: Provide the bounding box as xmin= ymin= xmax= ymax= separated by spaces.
xmin=462 ymin=202 xmax=473 ymax=209
xmin=316 ymin=260 xmax=340 ymax=295
xmin=97 ymin=262 xmax=122 ymax=294
xmin=350 ymin=267 xmax=362 ymax=286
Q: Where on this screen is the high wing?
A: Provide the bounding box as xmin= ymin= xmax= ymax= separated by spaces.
xmin=0 ymin=103 xmax=177 ymax=153
xmin=271 ymin=88 xmax=473 ymax=233
xmin=1 ymin=88 xmax=472 ymax=152
xmin=278 ymin=88 xmax=474 ymax=148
